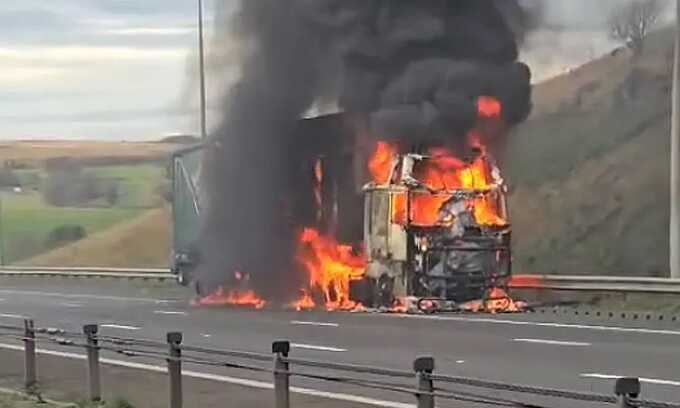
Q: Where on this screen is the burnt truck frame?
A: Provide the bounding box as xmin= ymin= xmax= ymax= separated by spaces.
xmin=359 ymin=153 xmax=512 ymax=307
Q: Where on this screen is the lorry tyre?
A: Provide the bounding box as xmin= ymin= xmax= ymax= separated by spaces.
xmin=376 ymin=274 xmax=394 ymax=308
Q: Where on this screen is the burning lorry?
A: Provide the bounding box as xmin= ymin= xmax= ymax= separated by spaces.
xmin=171 ymin=112 xmax=516 ymax=312
xmin=360 ymin=146 xmax=512 ymax=309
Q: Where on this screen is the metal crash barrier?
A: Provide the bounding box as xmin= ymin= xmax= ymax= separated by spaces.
xmin=0 ymin=318 xmax=678 ymax=408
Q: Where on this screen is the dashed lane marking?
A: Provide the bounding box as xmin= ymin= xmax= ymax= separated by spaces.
xmin=0 ymin=313 xmax=25 ymax=319
xmin=581 ymin=373 xmax=680 ymax=387
xmin=403 ymin=315 xmax=680 ymax=336
xmin=153 ymin=310 xmax=187 ymax=316
xmin=101 ymin=324 xmax=141 ymax=331
xmin=0 ymin=289 xmax=174 ymax=304
xmin=290 ymin=321 xmax=339 ymax=327
xmin=513 ymin=338 xmax=591 ymax=347
xmin=291 ymin=343 xmax=347 ymax=352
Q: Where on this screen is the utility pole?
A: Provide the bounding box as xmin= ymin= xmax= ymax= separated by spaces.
xmin=198 ymin=0 xmax=208 ymax=140
xmin=671 ymin=0 xmax=680 ymax=278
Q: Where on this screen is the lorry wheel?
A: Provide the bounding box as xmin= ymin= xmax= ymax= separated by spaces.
xmin=376 ymin=275 xmax=394 ymax=307
xmin=177 ymin=272 xmax=189 ymax=286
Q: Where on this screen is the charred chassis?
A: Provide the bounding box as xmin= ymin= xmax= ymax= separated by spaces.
xmin=358 ymin=153 xmax=512 ymax=308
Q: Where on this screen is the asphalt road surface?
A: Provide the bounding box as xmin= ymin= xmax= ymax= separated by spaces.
xmin=0 ymin=277 xmax=678 ymax=407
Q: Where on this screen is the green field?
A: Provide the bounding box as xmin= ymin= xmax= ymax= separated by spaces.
xmin=0 ymin=141 xmax=175 ymax=266
xmin=1 ymin=189 xmax=143 ymax=264
xmin=89 ymin=164 xmax=167 ymax=208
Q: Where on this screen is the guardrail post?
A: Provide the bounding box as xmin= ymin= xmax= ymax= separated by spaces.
xmin=83 ymin=324 xmax=101 ymax=401
xmin=23 ymin=319 xmax=36 ymax=392
xmin=272 ymin=340 xmax=290 ymax=408
xmin=414 ymin=356 xmax=435 ymax=408
xmin=167 ymin=332 xmax=183 ymax=408
xmin=615 ymin=377 xmax=640 ymax=408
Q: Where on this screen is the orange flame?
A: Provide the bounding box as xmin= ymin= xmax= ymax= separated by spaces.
xmin=375 ymin=143 xmax=507 ymax=227
xmin=290 ymin=289 xmax=316 ymax=311
xmin=462 ymin=288 xmax=523 ymax=314
xmin=295 ymin=228 xmax=366 ymax=311
xmin=192 ymin=286 xmax=267 ymax=309
xmin=477 ymin=96 xmax=502 ymax=119
xmin=369 ymin=142 xmax=398 ymax=185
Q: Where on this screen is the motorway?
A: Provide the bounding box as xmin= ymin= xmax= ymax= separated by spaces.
xmin=0 ymin=277 xmax=678 ymax=406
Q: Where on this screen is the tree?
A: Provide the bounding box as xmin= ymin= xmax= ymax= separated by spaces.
xmin=609 ymin=0 xmax=667 ymax=55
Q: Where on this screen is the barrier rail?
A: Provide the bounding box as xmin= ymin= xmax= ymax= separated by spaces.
xmin=3 ymin=268 xmax=680 ymax=296
xmin=0 ymin=318 xmax=677 ymax=408
xmin=511 ymin=274 xmax=680 ymax=294
xmin=0 ymin=267 xmax=176 ymax=281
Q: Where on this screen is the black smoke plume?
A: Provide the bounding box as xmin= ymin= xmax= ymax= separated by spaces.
xmin=196 ymin=0 xmax=535 ymax=298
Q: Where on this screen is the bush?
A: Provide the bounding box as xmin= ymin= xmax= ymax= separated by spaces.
xmin=155 ymin=180 xmax=173 ymax=203
xmin=45 ymin=225 xmax=87 ymax=249
xmin=77 ymin=397 xmax=135 ymax=408
xmin=0 ymin=168 xmax=20 ymax=188
xmin=42 ymin=161 xmax=119 ymax=207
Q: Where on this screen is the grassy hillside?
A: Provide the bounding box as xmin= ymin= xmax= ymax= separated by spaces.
xmin=0 ymin=141 xmax=176 ymax=265
xmin=24 ymin=208 xmax=171 ymax=268
xmin=0 ymin=140 xmax=178 ymax=165
xmin=2 ymin=192 xmax=143 ymax=263
xmin=508 ymin=29 xmax=674 ymax=277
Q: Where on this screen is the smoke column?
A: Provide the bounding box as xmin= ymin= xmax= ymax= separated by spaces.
xmin=197 ymin=0 xmax=536 ymax=299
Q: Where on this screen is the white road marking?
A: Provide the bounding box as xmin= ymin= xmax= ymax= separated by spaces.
xmin=513 ymin=338 xmax=591 ymax=347
xmin=290 ymin=320 xmax=339 ymax=327
xmin=291 ymin=343 xmax=347 ymax=352
xmin=0 ymin=343 xmax=412 ymax=408
xmin=60 ymin=302 xmax=83 ymax=308
xmin=404 ymin=315 xmax=680 ymax=336
xmin=0 ymin=289 xmax=173 ymax=304
xmin=581 ymin=374 xmax=680 ymax=387
xmin=0 ymin=313 xmax=25 ymax=319
xmin=101 ymin=324 xmax=141 ymax=331
xmin=154 ymin=310 xmax=187 ymax=316
xmin=201 ymin=333 xmax=212 ymax=338
xmin=456 ymin=360 xmax=465 ymax=364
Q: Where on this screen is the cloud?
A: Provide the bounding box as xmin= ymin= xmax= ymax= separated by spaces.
xmin=88 ymin=0 xmax=194 ymax=16
xmin=0 ymin=1 xmax=203 ymax=140
xmin=0 ymin=46 xmax=186 ymax=63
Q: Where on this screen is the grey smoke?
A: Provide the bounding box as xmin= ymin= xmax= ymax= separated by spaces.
xmin=197 ymin=0 xmax=535 ymax=299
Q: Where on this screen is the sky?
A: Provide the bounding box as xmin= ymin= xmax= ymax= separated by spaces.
xmin=0 ymin=0 xmax=230 ymax=141
xmin=0 ymin=1 xmax=670 ymax=141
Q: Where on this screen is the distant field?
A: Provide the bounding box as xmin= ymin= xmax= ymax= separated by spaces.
xmin=24 ymin=208 xmax=171 ymax=268
xmin=0 ymin=140 xmax=179 ymax=165
xmin=89 ymin=164 xmax=168 ymax=208
xmin=0 ymin=140 xmax=184 ymax=266
xmin=1 ymin=192 xmax=142 ymax=264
